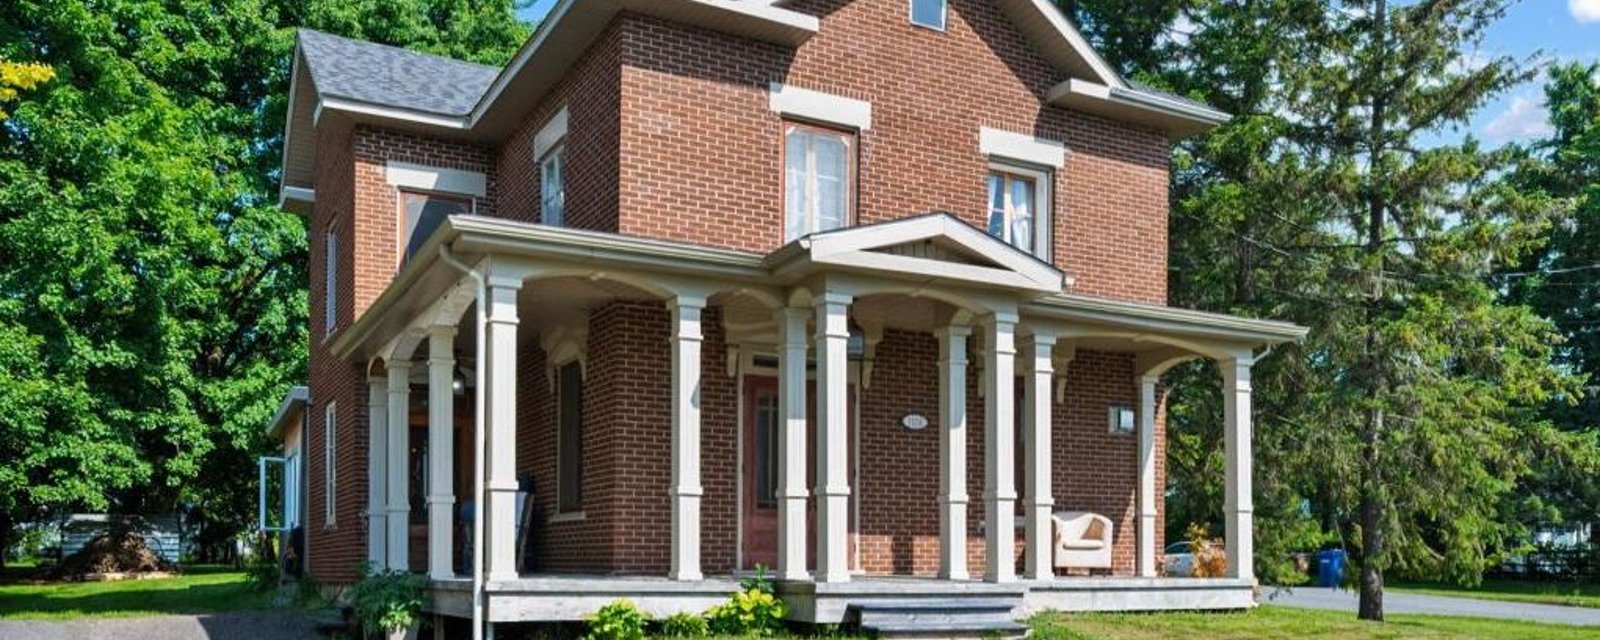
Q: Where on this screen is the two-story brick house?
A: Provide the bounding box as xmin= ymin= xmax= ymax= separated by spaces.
xmin=271 ymin=0 xmax=1305 ymax=633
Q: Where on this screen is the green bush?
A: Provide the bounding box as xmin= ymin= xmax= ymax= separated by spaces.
xmin=659 ymin=612 xmax=709 ymax=637
xmin=582 ymin=599 xmax=649 ymax=640
xmin=348 ymin=562 xmax=427 ymax=636
xmin=243 ymin=555 xmax=281 ymax=592
xmin=707 ymin=566 xmax=787 ymax=636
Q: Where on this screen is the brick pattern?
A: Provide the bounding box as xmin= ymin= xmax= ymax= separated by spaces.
xmin=614 ymin=1 xmax=1169 ymax=303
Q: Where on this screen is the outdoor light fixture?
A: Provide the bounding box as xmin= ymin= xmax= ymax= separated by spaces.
xmin=1108 ymin=406 xmax=1136 ymax=435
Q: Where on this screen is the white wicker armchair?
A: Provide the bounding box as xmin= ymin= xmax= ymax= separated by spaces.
xmin=1052 ymin=511 xmax=1113 ymax=570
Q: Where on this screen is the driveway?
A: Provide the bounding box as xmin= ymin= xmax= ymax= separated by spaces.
xmin=0 ymin=611 xmax=318 ymax=640
xmin=1266 ymin=586 xmax=1600 ymax=626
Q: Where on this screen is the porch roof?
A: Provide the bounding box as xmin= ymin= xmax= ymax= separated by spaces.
xmin=329 ymin=215 xmax=1305 ymax=363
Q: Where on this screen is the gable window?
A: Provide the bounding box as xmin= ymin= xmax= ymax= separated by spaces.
xmin=541 ymin=148 xmax=566 ymax=226
xmin=784 ymin=123 xmax=854 ymax=241
xmin=324 ymin=228 xmax=338 ymax=337
xmin=986 ymin=164 xmax=1052 ymax=259
xmin=556 ymin=361 xmax=584 ymax=514
xmin=323 ymin=402 xmax=337 ymax=528
xmin=910 ymin=0 xmax=947 ymax=30
xmin=401 ymin=192 xmax=472 ymax=264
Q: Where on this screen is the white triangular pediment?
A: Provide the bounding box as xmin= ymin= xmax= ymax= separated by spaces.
xmin=785 ymin=214 xmax=1065 ymax=293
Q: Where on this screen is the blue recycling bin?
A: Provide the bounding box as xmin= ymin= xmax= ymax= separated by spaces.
xmin=1315 ymin=550 xmax=1347 ymax=588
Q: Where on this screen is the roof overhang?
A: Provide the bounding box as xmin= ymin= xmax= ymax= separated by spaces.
xmin=265 ymin=386 xmax=310 ymax=440
xmin=1048 ymin=79 xmax=1231 ymax=139
xmin=1026 ymin=293 xmax=1308 ymax=350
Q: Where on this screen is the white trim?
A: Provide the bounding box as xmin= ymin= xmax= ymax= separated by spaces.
xmin=314 ymin=96 xmax=471 ymax=130
xmin=986 ymin=161 xmax=1054 ymax=262
xmin=909 ymin=0 xmax=948 ymax=31
xmin=385 ymin=161 xmax=488 ymax=198
xmin=980 ymin=128 xmax=1066 ymax=169
xmin=533 ymin=107 xmax=570 ymax=160
xmin=323 ymin=401 xmax=338 ymax=528
xmin=280 ymin=187 xmax=316 ymax=207
xmin=547 ymin=511 xmax=586 ymax=524
xmin=1007 ymin=0 xmax=1124 ymax=88
xmin=770 ymin=83 xmax=873 ymax=131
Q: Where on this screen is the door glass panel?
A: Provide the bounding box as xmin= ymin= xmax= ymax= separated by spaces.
xmin=755 ymin=391 xmax=779 ymax=509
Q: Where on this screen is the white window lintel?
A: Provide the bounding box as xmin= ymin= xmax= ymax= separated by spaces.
xmin=534 ymin=107 xmax=570 ymax=160
xmin=770 ymin=83 xmax=873 ymax=131
xmin=979 ymin=127 xmax=1066 ymax=169
xmin=385 ymin=161 xmax=487 ymax=198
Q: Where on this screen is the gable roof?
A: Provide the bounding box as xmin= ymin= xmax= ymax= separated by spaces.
xmin=279 ymin=0 xmax=1228 ymax=206
xmin=298 ymin=30 xmax=499 ymax=118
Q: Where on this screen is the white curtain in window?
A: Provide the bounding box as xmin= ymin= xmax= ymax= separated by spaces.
xmin=541 ymin=150 xmax=565 ymax=226
xmin=785 ymin=132 xmax=808 ymax=240
xmin=785 ymin=126 xmax=851 ymax=241
xmin=987 ymin=171 xmax=1038 ymax=254
xmin=1009 ymin=176 xmax=1033 ymax=251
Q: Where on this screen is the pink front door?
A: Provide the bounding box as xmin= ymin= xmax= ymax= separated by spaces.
xmin=741 ymin=376 xmax=856 ymax=571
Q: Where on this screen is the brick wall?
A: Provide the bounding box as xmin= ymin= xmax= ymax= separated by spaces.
xmin=615 ymin=0 xmax=1170 ymax=303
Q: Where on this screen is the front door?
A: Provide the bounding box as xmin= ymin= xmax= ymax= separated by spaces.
xmin=741 ymin=376 xmax=859 ymax=571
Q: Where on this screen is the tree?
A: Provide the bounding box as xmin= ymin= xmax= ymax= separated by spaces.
xmin=0 ymin=0 xmax=527 ymax=561
xmin=0 ymin=60 xmax=51 ymax=120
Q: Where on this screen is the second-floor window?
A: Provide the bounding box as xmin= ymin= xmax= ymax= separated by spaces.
xmin=910 ymin=0 xmax=947 ymax=30
xmin=401 ymin=191 xmax=472 ymax=264
xmin=987 ymin=165 xmax=1051 ymax=259
xmin=541 ymin=148 xmax=565 ymax=226
xmin=784 ymin=123 xmax=854 ymax=241
xmin=323 ymin=228 xmax=338 ymax=337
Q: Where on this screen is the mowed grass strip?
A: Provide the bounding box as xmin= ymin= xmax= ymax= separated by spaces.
xmin=1029 ymin=606 xmax=1599 ymax=640
xmin=0 ymin=566 xmax=271 ymax=620
xmin=1389 ymin=579 xmax=1600 ymax=609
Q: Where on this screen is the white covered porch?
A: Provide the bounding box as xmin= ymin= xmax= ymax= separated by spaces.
xmin=329 ymin=214 xmax=1303 ymax=625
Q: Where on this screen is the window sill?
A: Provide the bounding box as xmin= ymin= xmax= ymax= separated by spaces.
xmin=549 ymin=511 xmax=586 ymax=524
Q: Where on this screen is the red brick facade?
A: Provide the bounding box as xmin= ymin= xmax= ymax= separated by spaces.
xmin=304 ymin=0 xmax=1175 ymax=582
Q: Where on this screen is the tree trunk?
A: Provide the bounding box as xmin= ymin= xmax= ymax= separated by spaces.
xmin=1358 ymin=407 xmax=1386 ymax=621
xmin=1357 ymin=0 xmax=1390 ymax=623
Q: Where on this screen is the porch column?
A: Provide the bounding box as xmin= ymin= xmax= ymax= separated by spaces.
xmin=937 ymin=324 xmax=971 ymax=581
xmin=483 ymin=277 xmax=522 ymax=581
xmin=427 ymin=327 xmax=457 ymax=580
xmin=776 ymin=306 xmax=811 ymax=581
xmin=386 ymin=362 xmax=412 ymax=571
xmin=366 ymin=376 xmax=389 ymax=568
xmin=983 ymin=311 xmax=1018 ymax=583
xmin=1022 ymin=333 xmax=1056 ymax=581
xmin=669 ymin=295 xmax=707 ymax=581
xmin=1222 ymin=357 xmax=1254 ymax=581
xmin=1137 ymin=375 xmax=1159 ymax=577
xmin=814 ymin=292 xmax=853 ymax=583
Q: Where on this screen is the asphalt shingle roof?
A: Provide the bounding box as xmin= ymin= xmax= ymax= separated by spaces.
xmin=297 ymin=29 xmax=499 ymax=117
xmin=1125 ymin=79 xmax=1224 ymax=116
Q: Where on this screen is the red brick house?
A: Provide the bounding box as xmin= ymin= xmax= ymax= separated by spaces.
xmin=272 ymin=0 xmax=1304 ymax=633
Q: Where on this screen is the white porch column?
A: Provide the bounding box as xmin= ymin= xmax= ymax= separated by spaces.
xmin=983 ymin=311 xmax=1018 ymax=583
xmin=669 ymin=295 xmax=707 ymax=581
xmin=427 ymin=327 xmax=457 ymax=580
xmin=1022 ymin=333 xmax=1056 ymax=581
xmin=937 ymin=324 xmax=971 ymax=581
xmin=1222 ymin=357 xmax=1254 ymax=581
xmin=483 ymin=277 xmax=522 ymax=581
xmin=366 ymin=376 xmax=389 ymax=568
xmin=814 ymin=292 xmax=852 ymax=583
xmin=776 ymin=306 xmax=810 ymax=582
xmin=1137 ymin=375 xmax=1160 ymax=577
xmin=386 ymin=362 xmax=412 ymax=571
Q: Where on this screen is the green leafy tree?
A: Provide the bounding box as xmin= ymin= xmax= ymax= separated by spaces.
xmin=0 ymin=0 xmax=526 ymax=561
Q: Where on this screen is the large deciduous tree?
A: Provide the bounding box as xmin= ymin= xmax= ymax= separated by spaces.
xmin=0 ymin=0 xmax=526 ymax=561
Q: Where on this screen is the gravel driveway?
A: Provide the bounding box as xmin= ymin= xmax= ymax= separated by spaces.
xmin=0 ymin=611 xmax=318 ymax=640
xmin=1266 ymin=586 xmax=1600 ymax=626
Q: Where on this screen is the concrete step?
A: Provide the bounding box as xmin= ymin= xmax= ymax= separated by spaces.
xmin=848 ymin=598 xmax=1026 ymax=639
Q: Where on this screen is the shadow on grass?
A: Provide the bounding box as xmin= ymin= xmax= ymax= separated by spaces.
xmin=0 ymin=576 xmax=270 ymax=619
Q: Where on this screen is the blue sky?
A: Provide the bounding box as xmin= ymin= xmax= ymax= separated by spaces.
xmin=515 ymin=0 xmax=1599 ymax=146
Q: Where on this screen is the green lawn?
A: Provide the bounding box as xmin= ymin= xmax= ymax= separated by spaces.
xmin=1389 ymin=579 xmax=1600 ymax=609
xmin=1030 ymin=606 xmax=1599 ymax=640
xmin=0 ymin=566 xmax=273 ymax=620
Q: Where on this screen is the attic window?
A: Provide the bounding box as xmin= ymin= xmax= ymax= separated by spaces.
xmin=910 ymin=0 xmax=946 ymax=31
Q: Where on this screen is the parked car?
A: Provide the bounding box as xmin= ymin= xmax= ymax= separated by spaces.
xmin=1162 ymin=541 xmax=1195 ymax=577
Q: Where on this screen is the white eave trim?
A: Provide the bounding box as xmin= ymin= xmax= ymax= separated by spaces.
xmin=979 ymin=127 xmax=1066 ymax=168
xmin=769 ymin=83 xmax=873 ymax=131
xmin=1048 ymin=78 xmax=1230 ymax=135
xmin=385 ymin=161 xmax=488 ymax=198
xmin=1027 ymin=293 xmax=1308 ymax=345
xmin=1018 ymin=0 xmax=1125 ymax=88
xmin=533 ymin=107 xmax=570 ymax=159
xmin=313 ymin=96 xmax=472 ymax=131
xmin=266 ymin=386 xmax=311 ymax=439
xmin=784 ymin=214 xmax=1065 ymax=293
xmin=279 ymin=186 xmax=316 ymax=208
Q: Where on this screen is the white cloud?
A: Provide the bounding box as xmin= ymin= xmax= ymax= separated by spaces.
xmin=1483 ymin=96 xmax=1552 ymax=143
xmin=1572 ymin=0 xmax=1600 ymax=23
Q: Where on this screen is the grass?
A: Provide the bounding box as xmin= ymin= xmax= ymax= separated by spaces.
xmin=1388 ymin=578 xmax=1600 ymax=609
xmin=1030 ymin=606 xmax=1599 ymax=640
xmin=0 ymin=565 xmax=274 ymax=620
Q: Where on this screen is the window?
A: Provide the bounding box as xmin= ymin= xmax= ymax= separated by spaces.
xmin=784 ymin=123 xmax=854 ymax=241
xmin=541 ymin=148 xmax=566 ymax=226
xmin=910 ymin=0 xmax=947 ymax=30
xmin=324 ymin=229 xmax=338 ymax=337
xmin=400 ymin=192 xmax=472 ymax=264
xmin=986 ymin=166 xmax=1051 ymax=258
xmin=754 ymin=392 xmax=779 ymax=509
xmin=323 ymin=402 xmax=337 ymax=527
xmin=557 ymin=362 xmax=584 ymax=513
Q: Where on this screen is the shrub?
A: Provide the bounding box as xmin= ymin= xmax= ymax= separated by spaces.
xmin=243 ymin=554 xmax=281 ymax=592
xmin=348 ymin=562 xmax=427 ymax=636
xmin=707 ymin=566 xmax=787 ymax=637
xmin=1186 ymin=523 xmax=1228 ymax=578
xmin=659 ymin=612 xmax=709 ymax=637
xmin=582 ymin=599 xmax=649 ymax=640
